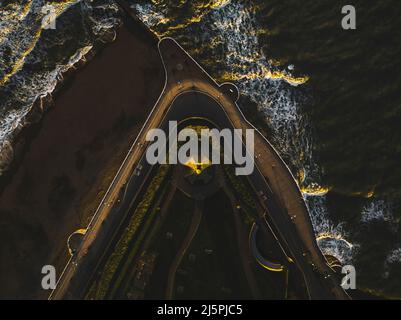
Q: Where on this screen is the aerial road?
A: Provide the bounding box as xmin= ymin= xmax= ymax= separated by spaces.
xmin=50 ymin=37 xmax=349 ymax=300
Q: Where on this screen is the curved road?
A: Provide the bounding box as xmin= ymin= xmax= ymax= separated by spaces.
xmin=50 ymin=37 xmax=349 ymax=300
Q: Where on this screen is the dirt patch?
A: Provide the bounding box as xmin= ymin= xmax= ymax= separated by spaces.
xmin=0 ymin=18 xmax=164 ymax=299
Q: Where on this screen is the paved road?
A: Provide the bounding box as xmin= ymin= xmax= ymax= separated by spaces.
xmin=50 ymin=37 xmax=349 ymax=300
xmin=165 ymin=200 xmax=203 ymax=299
xmin=220 ymin=175 xmax=262 ymax=299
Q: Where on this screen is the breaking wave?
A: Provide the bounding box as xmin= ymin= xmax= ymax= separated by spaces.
xmin=0 ymin=0 xmax=121 ymax=174
xmin=387 ymin=247 xmax=401 ymax=265
xmin=361 ymin=198 xmax=394 ymax=224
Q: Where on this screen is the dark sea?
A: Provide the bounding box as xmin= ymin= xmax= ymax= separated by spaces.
xmin=1 ymin=0 xmax=400 ymax=297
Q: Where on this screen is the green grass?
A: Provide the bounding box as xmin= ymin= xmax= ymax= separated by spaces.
xmin=86 ymin=165 xmax=170 ymax=299
xmin=107 ymin=173 xmax=171 ymax=298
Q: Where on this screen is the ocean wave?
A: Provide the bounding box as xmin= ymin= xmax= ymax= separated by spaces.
xmin=360 ymin=198 xmax=395 ymax=224
xmin=0 ymin=0 xmax=81 ymax=87
xmin=382 ymin=247 xmax=401 ymax=280
xmin=387 ymin=247 xmax=401 ymax=265
xmin=306 ymin=194 xmax=356 ymax=264
xmin=0 ymin=0 xmax=121 ymax=174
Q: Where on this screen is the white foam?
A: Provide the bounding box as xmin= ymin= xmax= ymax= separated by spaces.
xmin=0 ymin=1 xmax=121 ymax=174
xmin=361 ymin=198 xmax=394 ymax=224
xmin=383 ymin=247 xmax=401 ymax=279
xmin=387 ymin=247 xmax=401 ymax=264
